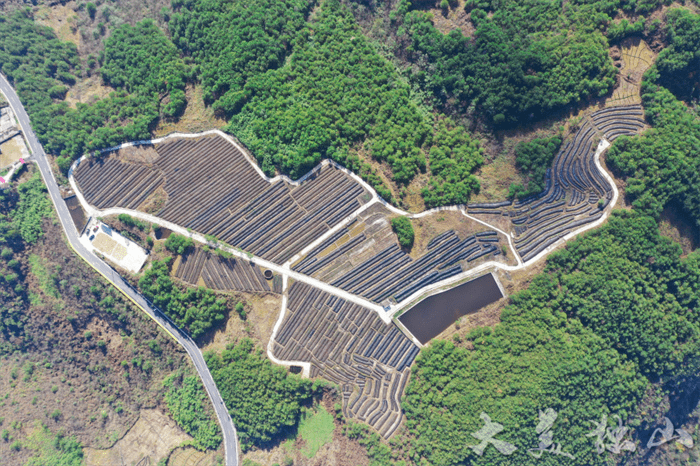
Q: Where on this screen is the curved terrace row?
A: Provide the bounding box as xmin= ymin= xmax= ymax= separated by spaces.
xmin=467 ymin=104 xmax=645 ymax=262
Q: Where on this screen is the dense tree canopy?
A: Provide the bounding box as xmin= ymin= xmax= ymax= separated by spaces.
xmin=607 ymin=69 xmax=700 ymax=228
xmin=163 ymin=371 xmax=222 ymax=450
xmin=402 ymin=211 xmax=700 ymax=465
xmin=11 ymin=171 xmax=54 ymax=244
xmin=422 ymin=118 xmax=483 ymax=207
xmin=0 ymin=13 xmax=183 ymax=168
xmin=169 ymin=0 xmax=312 ymax=115
xmin=398 ymin=0 xmax=621 ymax=125
xmin=205 ymin=338 xmax=317 ymax=451
xmin=508 ymin=134 xmax=562 ymax=199
xmin=391 ymin=216 xmax=415 ymax=249
xmin=394 ymin=0 xmax=674 ymax=126
xmin=227 ymin=0 xmax=432 ymax=185
xmin=654 ymin=8 xmax=700 ymax=101
xmin=101 ymin=20 xmax=191 ymax=117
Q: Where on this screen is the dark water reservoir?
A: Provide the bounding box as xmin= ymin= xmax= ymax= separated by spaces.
xmin=398 ymin=273 xmax=504 ymax=344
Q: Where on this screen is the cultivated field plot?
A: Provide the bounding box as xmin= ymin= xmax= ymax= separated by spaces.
xmin=73 ymin=134 xmax=369 ymax=264
xmin=467 ymin=104 xmax=645 ymax=263
xmin=293 ymin=204 xmax=507 ymax=306
xmin=272 ymin=282 xmax=418 ymax=438
xmin=607 ymin=38 xmax=655 ymax=107
xmin=173 ymin=247 xmax=272 ymax=293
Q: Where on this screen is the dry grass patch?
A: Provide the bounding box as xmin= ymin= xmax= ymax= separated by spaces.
xmin=84 ymin=409 xmax=193 ymax=466
xmin=138 ymin=185 xmax=169 ymax=214
xmin=402 ymin=173 xmax=428 ymax=212
xmin=34 ymin=2 xmax=80 ymax=48
xmin=349 ymin=145 xmax=400 ymax=201
xmin=200 ymin=292 xmax=282 ymax=353
xmin=607 ymin=38 xmax=656 ymax=107
xmin=426 ymin=0 xmax=476 ymax=37
xmin=411 ymin=210 xmax=506 ymax=257
xmin=471 ymin=142 xmax=525 ymax=202
xmin=64 ymin=75 xmax=113 ymax=109
xmin=120 ymin=144 xmax=161 ymax=166
xmin=155 ymin=84 xmax=227 ymax=136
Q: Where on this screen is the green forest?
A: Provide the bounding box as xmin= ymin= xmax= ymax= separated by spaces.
xmin=401 ymin=212 xmax=700 ymax=465
xmin=508 ymin=134 xmax=562 ymax=199
xmin=3 ymin=0 xmax=697 ymax=208
xmin=205 ymin=338 xmax=319 ymax=451
xmin=396 ymin=0 xmax=661 ymax=124
xmin=607 ymin=9 xmax=700 ymax=230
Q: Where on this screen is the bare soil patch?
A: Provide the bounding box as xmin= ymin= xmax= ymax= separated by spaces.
xmin=64 ymin=195 xmax=88 ymax=233
xmin=168 ymin=446 xmax=221 ymax=466
xmin=0 ymin=135 xmax=27 ymax=168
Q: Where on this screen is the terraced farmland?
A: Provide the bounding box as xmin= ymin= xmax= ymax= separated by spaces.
xmin=73 ymin=134 xmax=369 ymax=264
xmin=292 ymin=205 xmax=508 ymax=306
xmin=173 ymin=247 xmax=272 ymax=293
xmin=70 ymin=105 xmax=644 ymax=440
xmin=468 ymin=105 xmax=644 ymax=263
xmin=272 ymin=282 xmax=418 ymax=438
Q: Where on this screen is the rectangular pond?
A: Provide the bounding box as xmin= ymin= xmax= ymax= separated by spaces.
xmin=398 ymin=273 xmax=504 ymax=344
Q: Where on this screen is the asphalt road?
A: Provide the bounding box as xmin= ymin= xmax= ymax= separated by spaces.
xmin=0 ymin=75 xmax=240 ymax=466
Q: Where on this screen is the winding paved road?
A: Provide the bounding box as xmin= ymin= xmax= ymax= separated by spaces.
xmin=0 ymin=75 xmax=240 ymax=466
